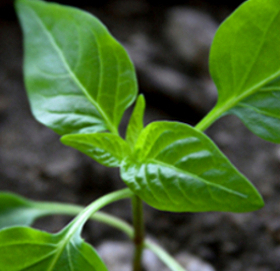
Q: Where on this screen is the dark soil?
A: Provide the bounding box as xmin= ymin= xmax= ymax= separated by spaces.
xmin=1 ymin=1 xmax=280 ymax=270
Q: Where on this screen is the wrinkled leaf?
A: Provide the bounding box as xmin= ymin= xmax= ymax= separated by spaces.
xmin=126 ymin=94 xmax=146 ymax=149
xmin=198 ymin=0 xmax=280 ymax=142
xmin=121 ymin=121 xmax=264 ymax=212
xmin=0 ymin=227 xmax=108 ymax=271
xmin=61 ymin=133 xmax=130 ymax=167
xmin=16 ymin=0 xmax=137 ymax=135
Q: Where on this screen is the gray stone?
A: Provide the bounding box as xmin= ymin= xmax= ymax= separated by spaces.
xmin=97 ymin=241 xmax=133 ymax=271
xmin=97 ymin=240 xmax=216 ymax=271
xmin=96 ymin=240 xmax=164 ymax=271
xmin=167 ymin=252 xmax=216 ymax=271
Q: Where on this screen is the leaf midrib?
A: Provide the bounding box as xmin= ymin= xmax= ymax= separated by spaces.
xmin=235 ymin=9 xmax=280 ymax=96
xmin=222 ymin=69 xmax=280 ymax=117
xmin=45 ymin=238 xmax=71 ymax=271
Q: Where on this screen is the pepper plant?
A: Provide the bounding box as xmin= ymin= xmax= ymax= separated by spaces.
xmin=0 ymin=0 xmax=279 ymax=270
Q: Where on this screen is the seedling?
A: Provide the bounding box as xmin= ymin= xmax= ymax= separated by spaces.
xmin=0 ymin=0 xmax=279 ymax=270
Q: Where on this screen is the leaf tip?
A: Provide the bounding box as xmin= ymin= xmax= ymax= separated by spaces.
xmin=239 ymin=192 xmax=265 ymax=213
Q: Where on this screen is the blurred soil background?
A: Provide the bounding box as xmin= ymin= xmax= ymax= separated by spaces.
xmin=1 ymin=0 xmax=280 ymax=270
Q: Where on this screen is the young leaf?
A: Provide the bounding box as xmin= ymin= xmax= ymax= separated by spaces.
xmin=15 ymin=0 xmax=137 ymax=135
xmin=121 ymin=121 xmax=264 ymax=212
xmin=125 ymin=94 xmax=146 ymax=149
xmin=0 ymin=227 xmax=108 ymax=271
xmin=196 ymin=0 xmax=280 ymax=141
xmin=61 ymin=133 xmax=130 ymax=167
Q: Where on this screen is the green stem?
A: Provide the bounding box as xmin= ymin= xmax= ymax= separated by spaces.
xmin=60 ymin=188 xmax=133 ymax=237
xmin=195 ymin=104 xmax=227 ymax=131
xmin=33 ymin=201 xmax=135 ymax=239
xmin=32 ymin=197 xmax=187 ymax=271
xmin=195 ymin=87 xmax=260 ymax=132
xmin=131 ymin=195 xmax=145 ymax=271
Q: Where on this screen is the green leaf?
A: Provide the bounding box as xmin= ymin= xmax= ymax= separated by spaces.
xmin=210 ymin=0 xmax=280 ymax=105
xmin=121 ymin=121 xmax=264 ymax=212
xmin=125 ymin=94 xmax=146 ymax=149
xmin=196 ymin=0 xmax=280 ymax=139
xmin=228 ymin=78 xmax=280 ymax=143
xmin=0 ymin=193 xmax=41 ymax=229
xmin=15 ymin=0 xmax=137 ymax=135
xmin=0 ymin=227 xmax=108 ymax=271
xmin=61 ymin=133 xmax=130 ymax=167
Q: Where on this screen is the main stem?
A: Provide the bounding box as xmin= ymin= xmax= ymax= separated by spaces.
xmin=132 ymin=195 xmax=145 ymax=271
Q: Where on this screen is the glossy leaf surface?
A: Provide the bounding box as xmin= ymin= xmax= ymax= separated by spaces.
xmin=125 ymin=94 xmax=146 ymax=149
xmin=121 ymin=122 xmax=264 ymax=212
xmin=61 ymin=133 xmax=130 ymax=167
xmin=198 ymin=0 xmax=280 ymax=142
xmin=0 ymin=227 xmax=108 ymax=271
xmin=16 ymin=0 xmax=137 ymax=135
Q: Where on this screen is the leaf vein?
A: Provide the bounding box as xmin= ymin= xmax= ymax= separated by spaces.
xmin=142 ymin=165 xmax=162 ymax=204
xmin=152 ymin=159 xmax=247 ymax=198
xmin=70 ymin=241 xmax=97 ymax=269
xmin=238 ymin=102 xmax=280 ymax=119
xmin=89 ymin=27 xmax=103 ymax=104
xmin=18 ymin=250 xmax=57 ymax=271
xmin=155 ymin=167 xmax=179 ymax=205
